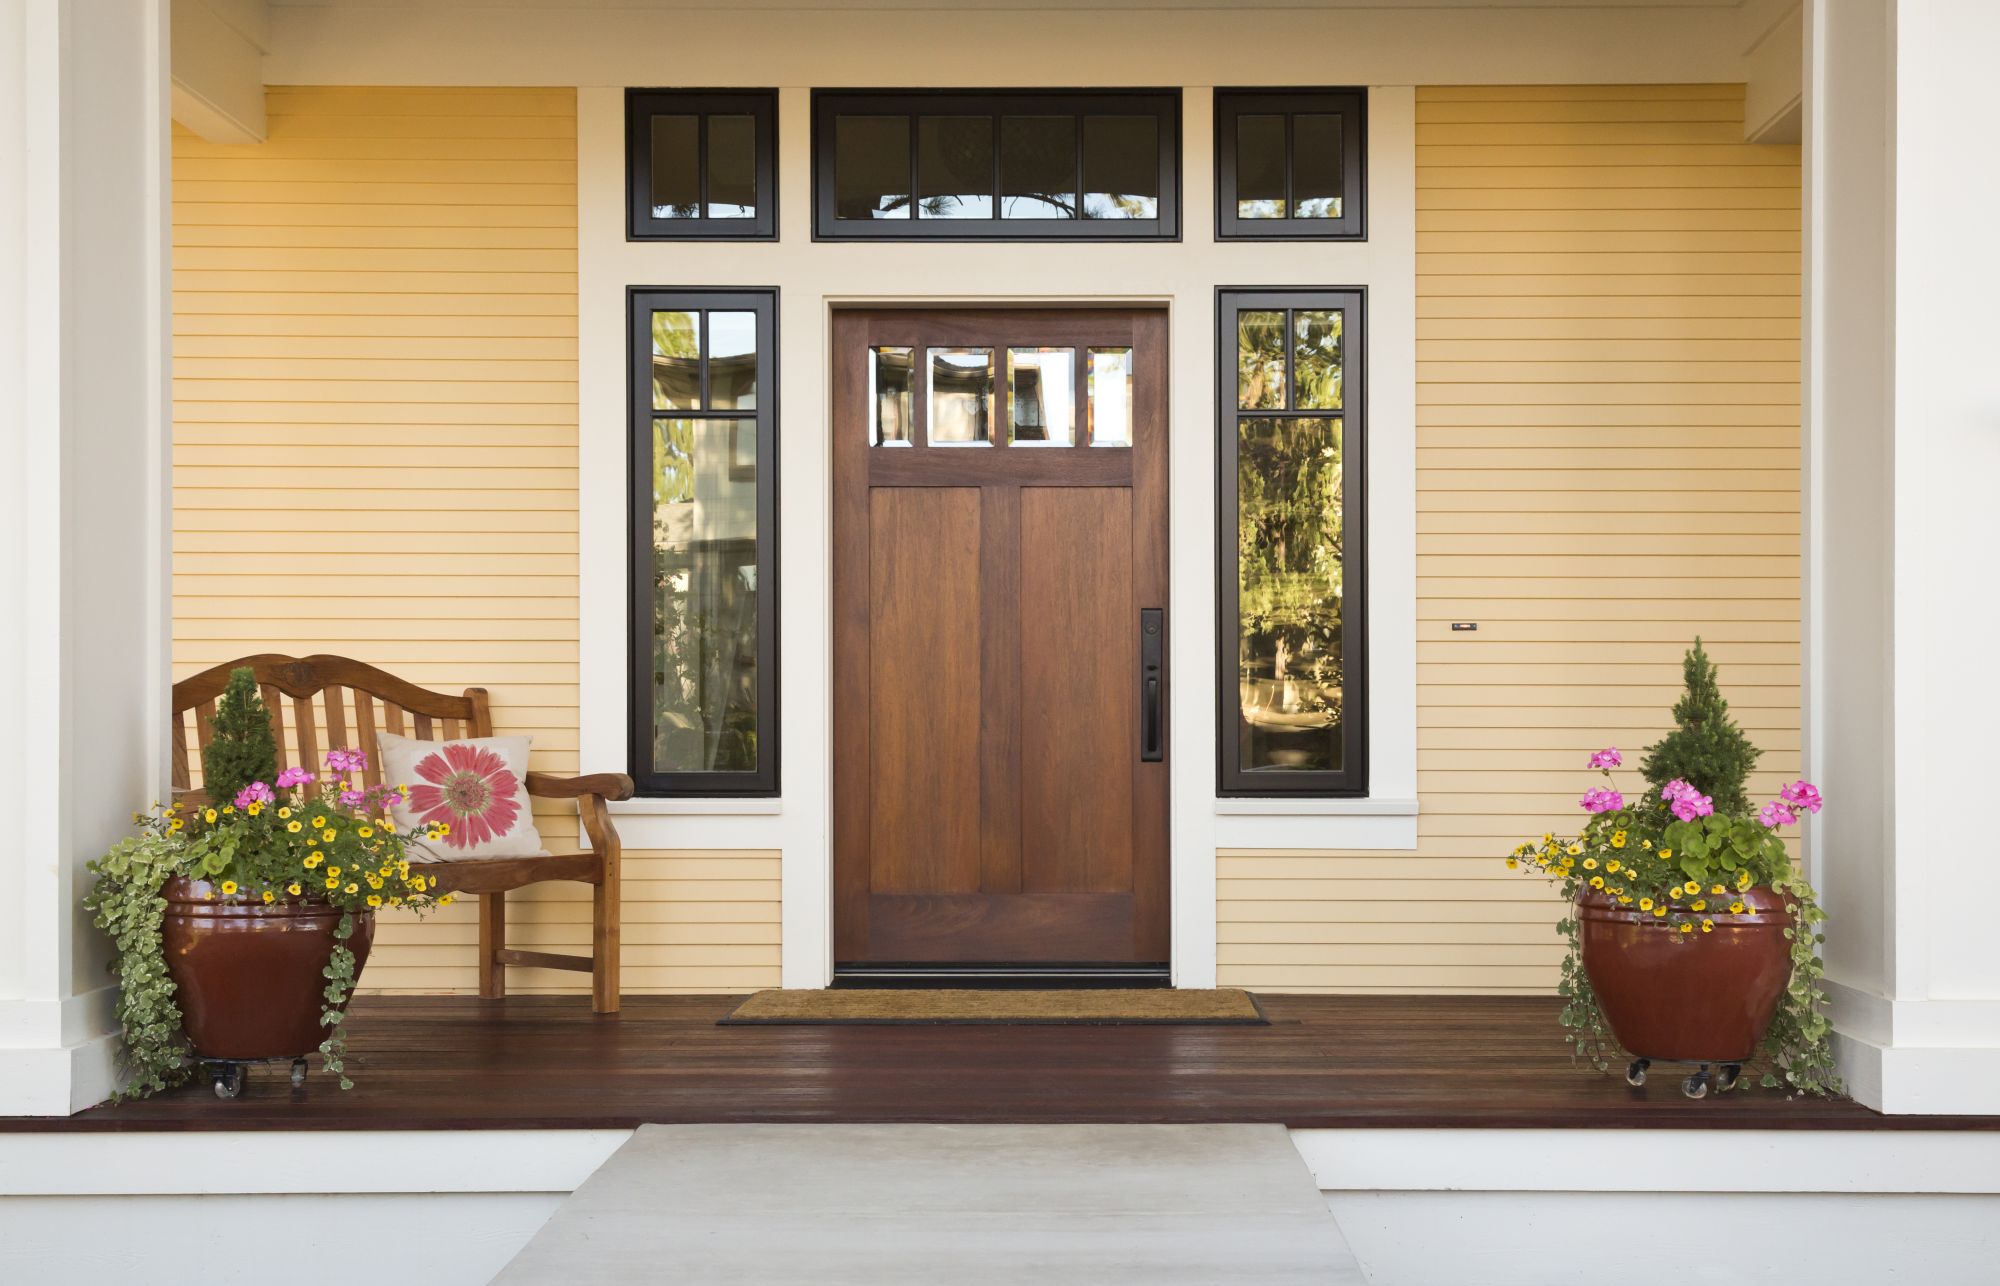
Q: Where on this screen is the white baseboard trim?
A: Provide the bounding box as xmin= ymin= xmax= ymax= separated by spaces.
xmin=0 ymin=1029 xmax=121 ymax=1117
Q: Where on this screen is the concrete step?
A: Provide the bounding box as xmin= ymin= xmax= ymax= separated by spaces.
xmin=493 ymin=1123 xmax=1363 ymax=1285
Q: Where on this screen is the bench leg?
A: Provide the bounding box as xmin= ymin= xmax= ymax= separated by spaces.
xmin=592 ymin=861 xmax=620 ymax=1015
xmin=479 ymin=891 xmax=506 ymax=1000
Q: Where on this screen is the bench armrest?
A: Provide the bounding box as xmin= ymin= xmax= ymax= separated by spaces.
xmin=525 ymin=771 xmax=636 ymax=803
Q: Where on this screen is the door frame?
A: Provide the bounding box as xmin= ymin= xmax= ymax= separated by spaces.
xmin=826 ymin=304 xmax=1173 ymax=985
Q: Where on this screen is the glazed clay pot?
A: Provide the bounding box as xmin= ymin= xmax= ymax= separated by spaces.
xmin=1577 ymin=885 xmax=1793 ymax=1064
xmin=161 ymin=876 xmax=375 ymax=1061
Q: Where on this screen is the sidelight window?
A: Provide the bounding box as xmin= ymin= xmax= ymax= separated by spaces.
xmin=1214 ymin=89 xmax=1366 ymax=241
xmin=813 ymin=90 xmax=1180 ymax=240
xmin=627 ymin=90 xmax=778 ymax=240
xmin=628 ymin=288 xmax=779 ymax=796
xmin=1217 ymin=288 xmax=1366 ymax=796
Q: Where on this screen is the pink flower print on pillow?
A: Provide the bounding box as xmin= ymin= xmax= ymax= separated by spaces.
xmin=407 ymin=741 xmax=523 ymax=850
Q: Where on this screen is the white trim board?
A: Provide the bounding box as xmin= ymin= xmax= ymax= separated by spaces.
xmin=577 ymin=86 xmax=1420 ymax=989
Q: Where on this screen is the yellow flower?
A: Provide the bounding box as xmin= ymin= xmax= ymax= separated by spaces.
xmin=1640 ymin=838 xmax=1652 ymax=849
xmin=399 ymin=784 xmax=410 ymax=798
xmin=1737 ymin=871 xmax=1753 ymax=890
xmin=286 ymin=820 xmax=302 ymax=833
xmin=367 ymin=875 xmax=383 ymax=890
xmin=322 ymin=829 xmax=337 ymax=842
xmin=439 ymin=894 xmax=455 ymax=907
xmin=1668 ymin=887 xmax=1681 ymax=900
xmin=287 ymin=882 xmax=302 ymax=896
xmin=1582 ymin=858 xmax=1598 ymax=870
xmin=220 ymin=880 xmax=238 ymax=895
xmin=1606 ymin=860 xmax=1621 ymax=873
xmin=1684 ymin=880 xmax=1700 ymax=895
xmin=203 ymin=808 xmax=218 ymax=824
xmin=1711 ymin=884 xmax=1726 ymax=895
xmin=1679 ymin=923 xmax=1694 ymax=934
xmin=222 ymin=804 xmax=236 ymax=814
xmin=1505 ymin=857 xmax=1519 ymax=869
xmin=311 ymin=816 xmax=326 ymax=828
xmin=366 ymin=894 xmax=382 ymax=908
xmin=1652 ymin=906 xmax=1667 ymax=918
xmin=245 ymin=803 xmax=261 ymax=817
xmin=1658 ymin=848 xmax=1672 ymax=860
xmin=358 ymin=826 xmax=374 ymax=839
xmin=1617 ymin=895 xmax=1632 ymax=905
xmin=1638 ymin=898 xmax=1654 ymax=911
xmin=344 ymin=882 xmax=359 ymax=895
xmin=304 ymin=852 xmax=323 ymax=869
xmin=1611 ymin=831 xmax=1627 ymax=849
xmin=1589 ymin=876 xmax=1604 ymax=890
xmin=169 ymin=818 xmax=184 ymax=832
xmin=277 ymin=806 xmax=292 ymax=819
xmin=439 ymin=823 xmax=451 ymax=835
xmin=1729 ymin=901 xmax=1746 ymax=915
xmin=325 ymin=876 xmax=339 ymax=889
xmin=261 ymin=890 xmax=275 ymax=904
xmin=328 ymin=866 xmax=341 ymax=879
xmin=1701 ymin=919 xmax=1715 ymax=934
xmin=1542 ymin=832 xmax=1555 ymax=844
xmin=1565 ymin=842 xmax=1583 ymax=856
xmin=388 ymin=896 xmax=403 ymax=907
xmin=1690 ymin=899 xmax=1706 ymax=912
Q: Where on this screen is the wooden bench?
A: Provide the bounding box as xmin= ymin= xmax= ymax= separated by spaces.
xmin=171 ymin=654 xmax=633 ymax=1013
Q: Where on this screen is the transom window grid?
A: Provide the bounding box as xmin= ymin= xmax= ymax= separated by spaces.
xmin=868 ymin=343 xmax=1135 ymax=449
xmin=1216 ymin=287 xmax=1367 ymax=798
xmin=1214 ymin=89 xmax=1367 ymax=241
xmin=626 ymin=89 xmax=779 ymax=241
xmin=813 ymin=89 xmax=1182 ymax=241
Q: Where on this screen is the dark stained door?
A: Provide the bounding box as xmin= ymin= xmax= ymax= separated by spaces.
xmin=832 ymin=308 xmax=1170 ymax=975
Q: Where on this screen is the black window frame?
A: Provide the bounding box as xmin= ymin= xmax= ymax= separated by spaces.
xmin=811 ymin=88 xmax=1182 ymax=242
xmin=626 ymin=89 xmax=779 ymax=241
xmin=1214 ymin=88 xmax=1367 ymax=242
xmin=628 ymin=287 xmax=781 ymax=797
xmin=1216 ymin=286 xmax=1368 ymax=798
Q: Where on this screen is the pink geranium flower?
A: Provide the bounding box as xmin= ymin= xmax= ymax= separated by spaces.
xmin=1760 ymin=800 xmax=1798 ymax=828
xmin=275 ymin=766 xmax=314 ymax=790
xmin=1588 ymin=747 xmax=1622 ymax=770
xmin=233 ymin=781 xmax=275 ymax=809
xmin=1779 ymin=780 xmax=1824 ymax=814
xmin=1580 ymin=787 xmax=1625 ymax=814
xmin=326 ymin=748 xmax=369 ymax=775
xmin=406 ymin=742 xmax=522 ymax=850
xmin=1661 ymin=779 xmax=1713 ymax=821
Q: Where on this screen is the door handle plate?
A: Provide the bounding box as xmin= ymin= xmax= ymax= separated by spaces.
xmin=1140 ymin=608 xmax=1164 ymax=762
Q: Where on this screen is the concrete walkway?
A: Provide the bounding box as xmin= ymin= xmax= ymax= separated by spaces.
xmin=492 ymin=1123 xmax=1363 ymax=1285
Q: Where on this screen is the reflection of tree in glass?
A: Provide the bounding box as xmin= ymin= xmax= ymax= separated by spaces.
xmin=651 ymin=312 xmax=699 ymax=409
xmin=1237 ymin=418 xmax=1345 ymax=768
xmin=1237 ymin=312 xmax=1286 ymax=409
xmin=650 ymin=419 xmax=759 ymax=774
xmin=1292 ymin=311 xmax=1343 ymax=410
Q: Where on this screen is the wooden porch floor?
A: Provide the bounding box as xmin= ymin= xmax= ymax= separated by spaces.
xmin=12 ymin=994 xmax=1995 ymax=1133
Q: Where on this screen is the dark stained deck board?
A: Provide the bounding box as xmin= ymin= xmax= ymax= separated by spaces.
xmin=9 ymin=994 xmax=1993 ymax=1133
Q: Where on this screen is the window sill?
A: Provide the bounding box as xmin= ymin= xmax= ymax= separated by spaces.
xmin=1214 ymin=796 xmax=1419 ymax=817
xmin=1213 ymin=798 xmax=1419 ymax=851
xmin=611 ymin=797 xmax=783 ymax=817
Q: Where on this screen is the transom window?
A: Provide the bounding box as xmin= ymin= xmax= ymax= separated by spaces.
xmin=626 ymin=90 xmax=778 ymax=240
xmin=868 ymin=343 xmax=1134 ymax=446
xmin=1217 ymin=287 xmax=1366 ymax=796
xmin=627 ymin=288 xmax=779 ymax=796
xmin=813 ymin=90 xmax=1181 ymax=241
xmin=1214 ymin=89 xmax=1366 ymax=241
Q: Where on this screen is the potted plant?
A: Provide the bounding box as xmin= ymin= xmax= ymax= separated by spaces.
xmin=1508 ymin=641 xmax=1841 ymax=1098
xmin=86 ymin=667 xmax=454 ymax=1098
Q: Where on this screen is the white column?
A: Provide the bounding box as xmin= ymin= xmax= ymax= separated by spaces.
xmin=1806 ymin=0 xmax=2000 ymax=1114
xmin=0 ymin=0 xmax=172 ymax=1115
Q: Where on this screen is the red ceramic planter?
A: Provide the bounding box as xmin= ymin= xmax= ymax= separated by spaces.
xmin=161 ymin=876 xmax=375 ymax=1061
xmin=1577 ymin=885 xmax=1793 ymax=1064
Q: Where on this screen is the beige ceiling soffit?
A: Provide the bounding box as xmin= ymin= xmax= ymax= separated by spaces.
xmin=171 ymin=0 xmax=269 ymax=144
xmin=1743 ymin=0 xmax=1803 ymax=143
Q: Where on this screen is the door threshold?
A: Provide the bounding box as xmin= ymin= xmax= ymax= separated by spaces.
xmin=831 ymin=964 xmax=1172 ymax=990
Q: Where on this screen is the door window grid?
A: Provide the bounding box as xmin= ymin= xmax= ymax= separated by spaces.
xmin=867 ymin=342 xmax=1135 ymax=448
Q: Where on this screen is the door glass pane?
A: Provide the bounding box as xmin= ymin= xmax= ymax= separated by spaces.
xmin=1236 ymin=310 xmax=1285 ymax=410
xmin=648 ymin=115 xmax=700 ymax=219
xmin=708 ymin=311 xmax=758 ymax=410
xmin=649 ymin=417 xmax=761 ymax=773
xmin=918 ymin=116 xmax=994 ymax=219
xmin=1292 ymin=113 xmax=1344 ymax=219
xmin=1087 ymin=348 xmax=1133 ymax=447
xmin=834 ymin=115 xmax=912 ymax=219
xmin=871 ymin=347 xmax=914 ymax=446
xmin=928 ymin=348 xmax=994 ymax=445
xmin=1000 ymin=115 xmax=1077 ymax=218
xmin=1007 ymin=348 xmax=1075 ymax=446
xmin=1234 ymin=114 xmax=1285 ymax=219
xmin=707 ymin=114 xmax=758 ymax=219
xmin=651 ymin=310 xmax=700 ymax=410
xmin=1236 ymin=416 xmax=1346 ymax=773
xmin=1292 ymin=310 xmax=1342 ymax=411
xmin=1081 ymin=115 xmax=1159 ymax=219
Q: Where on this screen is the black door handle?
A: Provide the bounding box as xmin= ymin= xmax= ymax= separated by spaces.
xmin=1140 ymin=609 xmax=1164 ymax=762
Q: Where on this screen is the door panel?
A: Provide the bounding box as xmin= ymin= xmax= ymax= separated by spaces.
xmin=832 ymin=308 xmax=1169 ymax=974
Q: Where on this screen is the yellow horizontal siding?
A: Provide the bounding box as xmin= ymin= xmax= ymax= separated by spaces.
xmin=170 ymin=86 xmax=778 ymax=996
xmin=1218 ymin=84 xmax=1803 ymax=996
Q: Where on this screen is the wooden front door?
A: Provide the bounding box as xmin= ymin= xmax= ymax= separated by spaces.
xmin=832 ymin=308 xmax=1170 ymax=978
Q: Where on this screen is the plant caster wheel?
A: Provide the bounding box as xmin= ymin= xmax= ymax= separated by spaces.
xmin=210 ymin=1063 xmax=246 ymax=1099
xmin=290 ymin=1058 xmax=309 ymax=1089
xmin=1681 ymin=1066 xmax=1710 ymax=1100
xmin=1625 ymin=1058 xmax=1650 ymax=1087
xmin=1715 ymin=1063 xmax=1743 ymax=1092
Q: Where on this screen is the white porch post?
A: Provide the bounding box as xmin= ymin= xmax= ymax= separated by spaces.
xmin=1805 ymin=0 xmax=2000 ymax=1114
xmin=0 ymin=0 xmax=172 ymax=1115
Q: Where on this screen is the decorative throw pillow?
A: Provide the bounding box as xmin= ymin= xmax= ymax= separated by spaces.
xmin=376 ymin=732 xmax=544 ymax=859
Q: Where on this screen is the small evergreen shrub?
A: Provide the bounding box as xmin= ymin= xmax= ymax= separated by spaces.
xmin=1641 ymin=638 xmax=1760 ymax=817
xmin=199 ymin=666 xmax=277 ymax=807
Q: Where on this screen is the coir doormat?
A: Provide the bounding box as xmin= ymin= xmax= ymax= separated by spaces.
xmin=718 ymin=988 xmax=1268 ymax=1026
